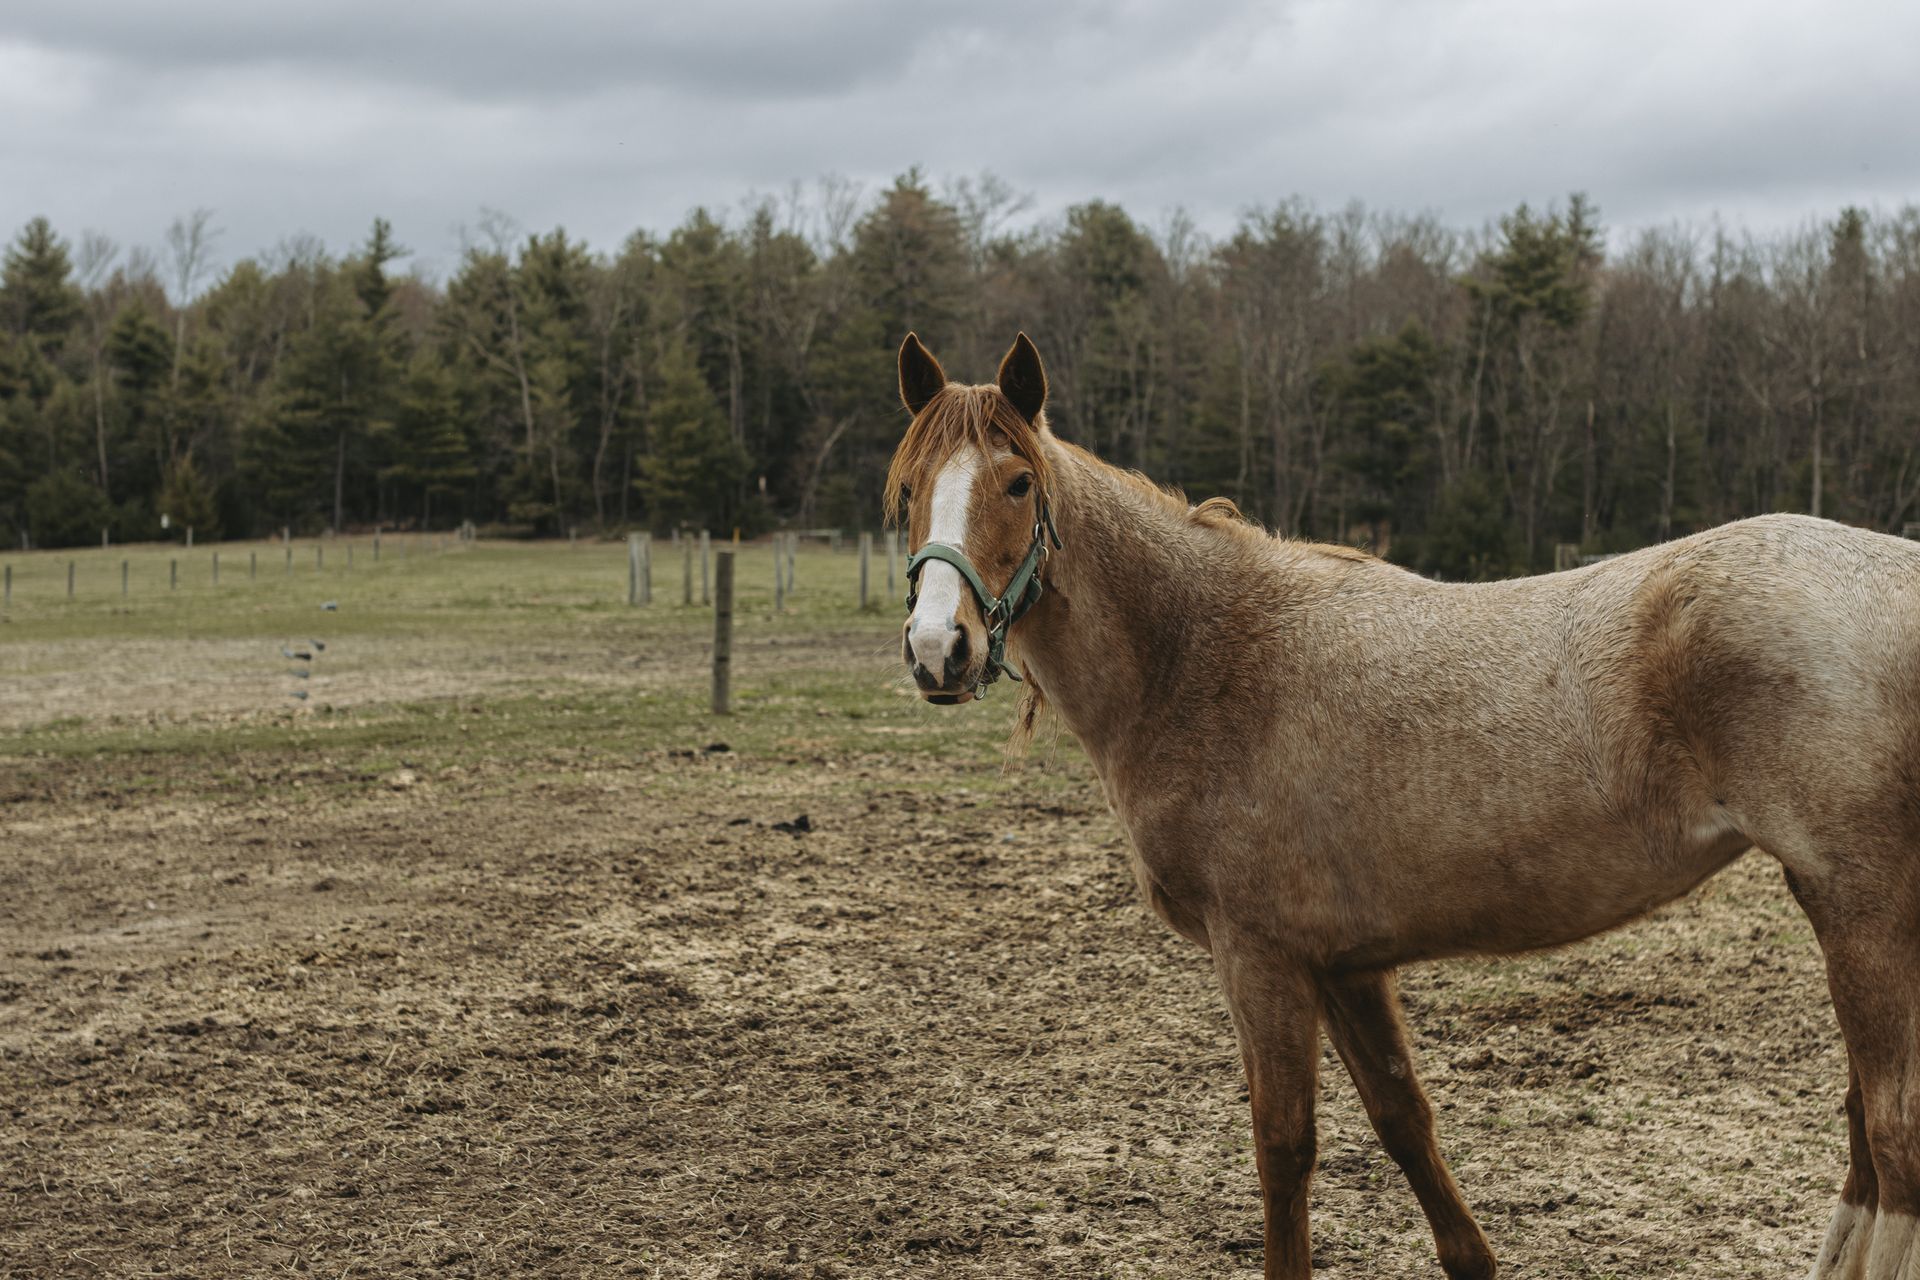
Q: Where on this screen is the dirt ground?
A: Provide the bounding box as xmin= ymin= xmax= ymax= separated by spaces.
xmin=2 ymin=740 xmax=1850 ymax=1278
xmin=0 ymin=542 xmax=1856 ymax=1277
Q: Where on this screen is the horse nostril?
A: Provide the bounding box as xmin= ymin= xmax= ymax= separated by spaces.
xmin=944 ymin=630 xmax=971 ymax=684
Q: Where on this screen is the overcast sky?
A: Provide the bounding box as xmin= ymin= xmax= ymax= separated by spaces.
xmin=5 ymin=0 xmax=1917 ymax=286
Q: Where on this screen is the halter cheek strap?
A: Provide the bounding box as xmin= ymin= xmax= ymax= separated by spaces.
xmin=904 ymin=503 xmax=1063 ymax=701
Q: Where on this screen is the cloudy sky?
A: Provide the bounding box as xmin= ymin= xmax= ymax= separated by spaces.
xmin=4 ymin=0 xmax=1917 ymax=284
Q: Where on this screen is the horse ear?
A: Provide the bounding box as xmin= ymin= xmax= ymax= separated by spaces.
xmin=996 ymin=332 xmax=1047 ymax=423
xmin=898 ymin=333 xmax=947 ymax=417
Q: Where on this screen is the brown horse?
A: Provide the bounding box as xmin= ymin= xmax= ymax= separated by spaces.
xmin=886 ymin=331 xmax=1920 ymax=1279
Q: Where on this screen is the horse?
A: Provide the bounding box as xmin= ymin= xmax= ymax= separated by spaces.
xmin=884 ymin=330 xmax=1920 ymax=1280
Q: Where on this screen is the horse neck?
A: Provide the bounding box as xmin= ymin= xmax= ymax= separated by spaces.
xmin=1011 ymin=442 xmax=1259 ymax=770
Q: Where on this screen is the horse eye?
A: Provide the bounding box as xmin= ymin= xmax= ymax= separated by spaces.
xmin=1006 ymin=474 xmax=1032 ymax=499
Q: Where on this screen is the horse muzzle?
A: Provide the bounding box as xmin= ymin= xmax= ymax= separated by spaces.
xmin=904 ymin=624 xmax=981 ymax=703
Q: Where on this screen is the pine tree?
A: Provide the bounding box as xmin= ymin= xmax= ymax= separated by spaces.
xmin=157 ymin=454 xmax=219 ymax=540
xmin=386 ymin=355 xmax=475 ymax=527
xmin=0 ymin=217 xmax=83 ymax=363
xmin=636 ymin=341 xmax=746 ymax=531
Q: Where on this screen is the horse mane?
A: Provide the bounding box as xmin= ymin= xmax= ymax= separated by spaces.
xmin=1094 ymin=451 xmax=1381 ymax=565
xmin=884 ymin=384 xmax=1054 ymax=523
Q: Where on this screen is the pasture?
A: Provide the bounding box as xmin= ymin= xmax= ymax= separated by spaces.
xmin=1 ymin=536 xmax=1848 ymax=1277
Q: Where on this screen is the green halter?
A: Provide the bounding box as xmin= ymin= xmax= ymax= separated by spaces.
xmin=905 ymin=504 xmax=1063 ymax=700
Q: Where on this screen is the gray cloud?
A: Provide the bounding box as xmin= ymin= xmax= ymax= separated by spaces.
xmin=3 ymin=0 xmax=1917 ymax=286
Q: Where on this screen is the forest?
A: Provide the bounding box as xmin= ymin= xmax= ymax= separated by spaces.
xmin=3 ymin=172 xmax=1917 ymax=579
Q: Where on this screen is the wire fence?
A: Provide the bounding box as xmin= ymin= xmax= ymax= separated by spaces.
xmin=0 ymin=527 xmax=897 ymax=618
xmin=0 ymin=530 xmax=473 ymax=615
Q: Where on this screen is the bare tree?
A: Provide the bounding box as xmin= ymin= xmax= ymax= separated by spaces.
xmin=164 ymin=209 xmax=221 ymax=385
xmin=75 ymin=232 xmax=119 ymax=499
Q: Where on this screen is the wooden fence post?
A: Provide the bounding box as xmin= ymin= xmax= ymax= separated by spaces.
xmin=285 ymin=544 xmax=293 ymax=574
xmin=212 ymin=552 xmax=220 ymax=585
xmin=682 ymin=536 xmax=693 ymax=605
xmin=627 ymin=533 xmax=640 ymax=606
xmin=122 ymin=559 xmax=128 ymax=597
xmin=186 ymin=527 xmax=194 ymax=549
xmin=2 ymin=564 xmax=8 ymax=612
xmin=773 ymin=536 xmax=784 ymax=613
xmin=859 ymin=532 xmax=872 ymax=610
xmin=700 ymin=530 xmax=711 ymax=605
xmin=67 ymin=560 xmax=75 ymax=599
xmin=887 ymin=528 xmax=897 ymax=601
xmin=785 ymin=532 xmax=796 ymax=593
xmin=170 ymin=559 xmax=178 ymax=590
xmin=712 ymin=551 xmax=734 ymax=715
xmin=640 ymin=533 xmax=652 ymax=604
xmin=250 ymin=551 xmax=257 ymax=580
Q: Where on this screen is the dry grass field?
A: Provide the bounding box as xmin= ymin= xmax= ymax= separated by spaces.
xmin=0 ymin=536 xmax=1851 ymax=1277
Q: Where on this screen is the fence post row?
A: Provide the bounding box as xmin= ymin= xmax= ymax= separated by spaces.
xmin=712 ymin=550 xmax=734 ymax=715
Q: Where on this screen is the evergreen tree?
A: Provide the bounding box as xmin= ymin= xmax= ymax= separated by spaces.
xmin=1322 ymin=321 xmax=1439 ymax=555
xmin=636 ymin=341 xmax=747 ymax=531
xmin=0 ymin=217 xmax=83 ymax=363
xmin=386 ymin=355 xmax=475 ymax=527
xmin=157 ymin=454 xmax=219 ymax=540
xmin=24 ymin=469 xmax=111 ymax=548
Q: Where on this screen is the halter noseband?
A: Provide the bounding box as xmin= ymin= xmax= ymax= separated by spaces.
xmin=904 ymin=502 xmax=1063 ymax=701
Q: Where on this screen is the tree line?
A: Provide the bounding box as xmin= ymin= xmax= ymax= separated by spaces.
xmin=3 ymin=173 xmax=1918 ymax=578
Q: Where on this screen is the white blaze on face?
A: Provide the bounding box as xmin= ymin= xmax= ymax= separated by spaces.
xmin=908 ymin=449 xmax=980 ymax=674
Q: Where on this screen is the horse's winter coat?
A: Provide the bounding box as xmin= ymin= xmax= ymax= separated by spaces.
xmin=888 ymin=332 xmax=1920 ymax=1279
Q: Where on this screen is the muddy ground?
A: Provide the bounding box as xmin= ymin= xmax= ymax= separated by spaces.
xmin=2 ymin=739 xmax=1849 ymax=1278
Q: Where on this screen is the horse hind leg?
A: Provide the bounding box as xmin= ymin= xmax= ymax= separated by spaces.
xmin=1787 ymin=868 xmax=1920 ymax=1280
xmin=1811 ymin=1066 xmax=1879 ymax=1279
xmin=1322 ymin=971 xmax=1496 ymax=1279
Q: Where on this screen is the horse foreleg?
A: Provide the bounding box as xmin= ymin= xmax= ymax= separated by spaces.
xmin=1323 ymin=970 xmax=1497 ymax=1279
xmin=1215 ymin=940 xmax=1321 ymax=1280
